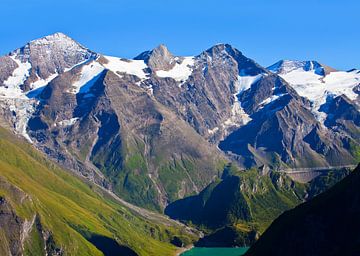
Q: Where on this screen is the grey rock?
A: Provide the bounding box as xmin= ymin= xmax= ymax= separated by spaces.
xmin=135 ymin=44 xmax=176 ymax=71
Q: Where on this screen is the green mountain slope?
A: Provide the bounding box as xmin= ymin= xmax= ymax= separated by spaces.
xmin=0 ymin=127 xmax=197 ymax=256
xmin=165 ymin=164 xmax=350 ymax=247
xmin=165 ymin=165 xmax=307 ymax=244
xmin=245 ymin=164 xmax=360 ymax=256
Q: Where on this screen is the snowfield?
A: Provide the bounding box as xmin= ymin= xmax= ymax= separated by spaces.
xmin=273 ymin=62 xmax=360 ymax=122
xmin=221 ymin=72 xmax=263 ymax=129
xmin=103 ymin=56 xmax=148 ymax=80
xmin=69 ymin=61 xmax=105 ymax=94
xmin=156 ymin=57 xmax=195 ymax=86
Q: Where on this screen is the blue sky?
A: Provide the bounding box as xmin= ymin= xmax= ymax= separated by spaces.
xmin=0 ymin=0 xmax=359 ymax=69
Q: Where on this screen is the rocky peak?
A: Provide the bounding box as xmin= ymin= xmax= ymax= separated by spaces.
xmin=200 ymin=43 xmax=242 ymax=63
xmin=199 ymin=43 xmax=266 ymax=76
xmin=29 ymin=32 xmax=76 ymax=45
xmin=203 ymin=43 xmax=238 ymax=56
xmin=11 ymin=32 xmax=93 ymax=59
xmin=7 ymin=32 xmax=97 ymax=89
xmin=134 ymin=44 xmax=175 ymax=71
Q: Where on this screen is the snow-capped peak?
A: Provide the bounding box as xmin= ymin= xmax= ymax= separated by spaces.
xmin=270 ymin=59 xmax=360 ymax=123
xmin=7 ymin=32 xmax=97 ymax=86
xmin=28 ymin=32 xmax=81 ymax=47
xmin=10 ymin=32 xmax=95 ymax=61
xmin=268 ymin=60 xmax=327 ymax=76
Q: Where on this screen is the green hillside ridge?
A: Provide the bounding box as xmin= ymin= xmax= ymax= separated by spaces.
xmin=0 ymin=126 xmax=197 ymax=256
xmin=165 ymin=164 xmax=351 ymax=247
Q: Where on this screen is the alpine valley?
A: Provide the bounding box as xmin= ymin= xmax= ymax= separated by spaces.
xmin=0 ymin=33 xmax=359 ymax=255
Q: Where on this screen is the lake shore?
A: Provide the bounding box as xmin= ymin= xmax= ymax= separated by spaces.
xmin=175 ymin=245 xmax=194 ymax=256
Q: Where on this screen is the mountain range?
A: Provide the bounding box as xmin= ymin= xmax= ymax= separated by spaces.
xmin=0 ymin=33 xmax=359 ymax=212
xmin=0 ymin=33 xmax=359 ymax=255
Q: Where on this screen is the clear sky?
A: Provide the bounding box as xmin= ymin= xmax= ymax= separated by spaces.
xmin=0 ymin=0 xmax=359 ymax=70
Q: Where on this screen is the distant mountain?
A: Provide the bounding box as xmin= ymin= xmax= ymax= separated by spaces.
xmin=267 ymin=60 xmax=336 ymax=76
xmin=245 ymin=164 xmax=360 ymax=256
xmin=0 ymin=126 xmax=198 ymax=256
xmin=0 ymin=33 xmax=359 ymax=212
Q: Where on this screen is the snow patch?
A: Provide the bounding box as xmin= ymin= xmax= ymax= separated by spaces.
xmin=1 ymin=56 xmax=31 ymax=99
xmin=103 ymin=56 xmax=148 ymax=80
xmin=69 ymin=61 xmax=104 ymax=94
xmin=57 ymin=117 xmax=79 ymax=127
xmin=259 ymin=93 xmax=287 ymax=108
xmin=156 ymin=57 xmax=195 ymax=86
xmin=31 ymin=73 xmax=58 ymax=90
xmin=222 ymin=73 xmax=263 ymax=129
xmin=208 ymin=127 xmax=219 ymax=135
xmin=237 ymin=72 xmax=263 ymax=93
xmin=142 ymin=84 xmax=154 ymax=95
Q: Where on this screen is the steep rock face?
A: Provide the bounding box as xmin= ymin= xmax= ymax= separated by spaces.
xmin=26 ymin=56 xmax=224 ymax=210
xmin=150 ymin=44 xmax=267 ymax=142
xmin=321 ymin=95 xmax=360 ymax=137
xmin=27 ymin=63 xmax=109 ymax=185
xmin=246 ymin=164 xmax=360 ymax=256
xmin=219 ymin=81 xmax=328 ymax=168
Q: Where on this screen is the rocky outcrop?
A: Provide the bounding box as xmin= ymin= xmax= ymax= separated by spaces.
xmin=0 ymin=179 xmax=62 ymax=256
xmin=135 ymin=44 xmax=175 ymax=71
xmin=0 ymin=196 xmax=24 ymax=256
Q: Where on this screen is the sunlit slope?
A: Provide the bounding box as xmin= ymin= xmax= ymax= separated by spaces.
xmin=0 ymin=127 xmax=195 ymax=256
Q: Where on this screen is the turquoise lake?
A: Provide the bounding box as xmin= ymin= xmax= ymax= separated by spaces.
xmin=181 ymin=247 xmax=249 ymax=256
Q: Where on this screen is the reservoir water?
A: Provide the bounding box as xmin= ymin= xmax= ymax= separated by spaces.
xmin=181 ymin=247 xmax=249 ymax=256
